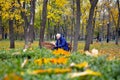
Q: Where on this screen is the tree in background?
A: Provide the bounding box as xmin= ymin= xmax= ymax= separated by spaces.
xmin=0 ymin=5 xmax=2 ymax=40
xmin=39 ymin=0 xmax=48 ymax=48
xmin=84 ymin=0 xmax=98 ymax=51
xmin=18 ymin=0 xmax=36 ymax=45
xmin=73 ymin=0 xmax=81 ymax=51
xmin=25 ymin=0 xmax=36 ymax=44
xmin=9 ymin=2 xmax=15 ymax=48
xmin=116 ymin=0 xmax=120 ymax=45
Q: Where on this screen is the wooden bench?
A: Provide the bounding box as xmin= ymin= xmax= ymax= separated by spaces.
xmin=41 ymin=42 xmax=72 ymax=51
xmin=67 ymin=42 xmax=72 ymax=51
xmin=41 ymin=42 xmax=55 ymax=50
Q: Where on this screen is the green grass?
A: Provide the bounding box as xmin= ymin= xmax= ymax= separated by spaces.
xmin=0 ymin=40 xmax=120 ymax=80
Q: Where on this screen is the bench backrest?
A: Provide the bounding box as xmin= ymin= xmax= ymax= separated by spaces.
xmin=41 ymin=42 xmax=55 ymax=50
xmin=41 ymin=42 xmax=72 ymax=51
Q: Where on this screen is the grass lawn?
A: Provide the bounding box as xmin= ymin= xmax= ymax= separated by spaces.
xmin=0 ymin=40 xmax=120 ymax=80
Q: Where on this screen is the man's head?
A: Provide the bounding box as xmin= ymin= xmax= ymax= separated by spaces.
xmin=56 ymin=33 xmax=61 ymax=39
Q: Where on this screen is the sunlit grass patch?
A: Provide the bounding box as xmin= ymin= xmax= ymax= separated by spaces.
xmin=0 ymin=40 xmax=39 ymax=50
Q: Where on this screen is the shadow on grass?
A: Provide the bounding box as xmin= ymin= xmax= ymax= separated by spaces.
xmin=0 ymin=53 xmax=32 ymax=61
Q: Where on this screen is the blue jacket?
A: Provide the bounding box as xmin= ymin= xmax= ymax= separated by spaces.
xmin=55 ymin=36 xmax=69 ymax=51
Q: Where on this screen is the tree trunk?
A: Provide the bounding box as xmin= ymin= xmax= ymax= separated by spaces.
xmin=84 ymin=0 xmax=98 ymax=51
xmin=2 ymin=27 xmax=4 ymax=39
xmin=9 ymin=20 xmax=15 ymax=48
xmin=99 ymin=26 xmax=103 ymax=42
xmin=47 ymin=19 xmax=50 ymax=40
xmin=30 ymin=0 xmax=36 ymax=42
xmin=21 ymin=1 xmax=29 ymax=44
xmin=39 ymin=0 xmax=48 ymax=48
xmin=116 ymin=0 xmax=120 ymax=45
xmin=91 ymin=7 xmax=97 ymax=44
xmin=81 ymin=23 xmax=84 ymax=40
xmin=106 ymin=5 xmax=112 ymax=43
xmin=17 ymin=0 xmax=36 ymax=45
xmin=0 ymin=15 xmax=2 ymax=40
xmin=106 ymin=23 xmax=110 ymax=43
xmin=70 ymin=0 xmax=75 ymax=44
xmin=0 ymin=5 xmax=2 ymax=40
xmin=18 ymin=0 xmax=29 ymax=43
xmin=73 ymin=0 xmax=81 ymax=51
xmin=9 ymin=1 xmax=15 ymax=48
xmin=25 ymin=0 xmax=36 ymax=44
xmin=101 ymin=9 xmax=105 ymax=41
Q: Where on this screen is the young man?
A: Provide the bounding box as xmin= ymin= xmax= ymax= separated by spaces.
xmin=53 ymin=33 xmax=69 ymax=51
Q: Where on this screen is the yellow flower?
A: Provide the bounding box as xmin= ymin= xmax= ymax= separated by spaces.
xmin=52 ymin=48 xmax=70 ymax=56
xmin=70 ymin=62 xmax=88 ymax=69
xmin=3 ymin=73 xmax=23 ymax=80
xmin=34 ymin=59 xmax=42 ymax=65
xmin=54 ymin=68 xmax=71 ymax=74
xmin=31 ymin=69 xmax=52 ymax=75
xmin=85 ymin=69 xmax=101 ymax=76
xmin=75 ymin=61 xmax=88 ymax=68
xmin=34 ymin=57 xmax=68 ymax=65
xmin=53 ymin=49 xmax=58 ymax=54
xmin=31 ymin=68 xmax=71 ymax=75
xmin=57 ymin=57 xmax=68 ymax=64
xmin=50 ymin=58 xmax=58 ymax=64
xmin=50 ymin=57 xmax=68 ymax=64
xmin=34 ymin=58 xmax=50 ymax=65
xmin=43 ymin=58 xmax=50 ymax=64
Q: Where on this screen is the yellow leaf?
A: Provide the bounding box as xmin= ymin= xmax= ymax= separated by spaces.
xmin=75 ymin=62 xmax=88 ymax=68
xmin=3 ymin=73 xmax=23 ymax=80
xmin=85 ymin=69 xmax=101 ymax=76
xmin=31 ymin=68 xmax=71 ymax=75
xmin=47 ymin=5 xmax=52 ymax=10
xmin=68 ymin=69 xmax=101 ymax=78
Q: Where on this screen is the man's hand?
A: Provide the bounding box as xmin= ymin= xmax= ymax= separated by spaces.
xmin=51 ymin=41 xmax=56 ymax=46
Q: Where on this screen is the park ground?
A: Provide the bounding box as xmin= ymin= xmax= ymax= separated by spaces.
xmin=0 ymin=40 xmax=120 ymax=80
